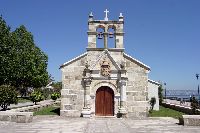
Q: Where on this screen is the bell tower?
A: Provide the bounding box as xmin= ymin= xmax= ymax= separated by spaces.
xmin=87 ymin=9 xmax=125 ymax=49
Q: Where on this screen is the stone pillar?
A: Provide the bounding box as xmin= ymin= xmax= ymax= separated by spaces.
xmin=83 ymin=78 xmax=91 ymax=108
xmin=118 ymin=79 xmax=127 ymax=117
xmin=104 ymin=32 xmax=108 ymax=49
xmin=81 ymin=74 xmax=92 ymax=117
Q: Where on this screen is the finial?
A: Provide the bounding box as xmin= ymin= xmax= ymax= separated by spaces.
xmin=119 ymin=12 xmax=124 ymax=21
xmin=104 ymin=9 xmax=109 ymax=21
xmin=89 ymin=12 xmax=93 ymax=17
xmin=119 ymin=13 xmax=123 ymax=18
xmin=88 ymin=12 xmax=94 ymax=21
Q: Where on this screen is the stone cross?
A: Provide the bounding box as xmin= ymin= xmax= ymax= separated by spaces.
xmin=104 ymin=9 xmax=109 ymax=21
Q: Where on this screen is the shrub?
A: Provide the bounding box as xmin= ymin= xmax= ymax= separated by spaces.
xmin=178 ymin=116 xmax=184 ymax=125
xmin=158 ymin=85 xmax=163 ymax=104
xmin=191 ymin=96 xmax=199 ymax=115
xmin=30 ymin=90 xmax=44 ymax=105
xmin=51 ymin=92 xmax=60 ymax=101
xmin=0 ymin=85 xmax=18 ymax=111
xmin=149 ymin=97 xmax=156 ymax=111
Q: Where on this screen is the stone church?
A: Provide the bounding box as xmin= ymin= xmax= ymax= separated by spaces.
xmin=60 ymin=10 xmax=159 ymax=118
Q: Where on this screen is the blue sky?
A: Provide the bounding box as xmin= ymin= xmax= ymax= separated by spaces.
xmin=1 ymin=0 xmax=200 ymax=90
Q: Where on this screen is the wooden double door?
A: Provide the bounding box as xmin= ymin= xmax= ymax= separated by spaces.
xmin=95 ymin=86 xmax=114 ymax=116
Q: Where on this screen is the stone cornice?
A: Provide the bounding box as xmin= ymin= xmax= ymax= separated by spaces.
xmin=86 ymin=48 xmax=124 ymax=52
xmin=87 ymin=31 xmax=97 ymax=35
xmin=88 ymin=20 xmax=124 ymax=24
xmin=87 ymin=31 xmax=125 ymax=36
xmin=115 ymin=32 xmax=125 ymax=36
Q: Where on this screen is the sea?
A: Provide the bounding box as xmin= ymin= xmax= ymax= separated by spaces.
xmin=163 ymin=90 xmax=200 ymax=101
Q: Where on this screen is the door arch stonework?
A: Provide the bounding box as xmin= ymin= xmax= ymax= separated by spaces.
xmin=92 ymin=81 xmax=118 ymax=95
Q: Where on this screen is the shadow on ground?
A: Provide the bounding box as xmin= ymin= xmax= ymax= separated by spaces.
xmin=50 ymin=107 xmax=60 ymax=115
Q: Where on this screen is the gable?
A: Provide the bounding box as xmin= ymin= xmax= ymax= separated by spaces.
xmin=90 ymin=49 xmax=121 ymax=71
xmin=60 ymin=52 xmax=87 ymax=69
xmin=123 ymin=53 xmax=150 ymax=71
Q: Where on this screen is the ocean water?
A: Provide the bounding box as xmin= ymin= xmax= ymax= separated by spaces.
xmin=163 ymin=90 xmax=200 ymax=100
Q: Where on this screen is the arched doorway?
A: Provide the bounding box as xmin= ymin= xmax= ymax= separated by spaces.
xmin=95 ymin=86 xmax=114 ymax=116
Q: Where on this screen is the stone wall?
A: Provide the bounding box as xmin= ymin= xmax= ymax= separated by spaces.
xmin=0 ymin=100 xmax=60 ymax=123
xmin=162 ymin=102 xmax=200 ymax=115
xmin=60 ymin=55 xmax=86 ymax=117
xmin=183 ymin=115 xmax=200 ymax=126
xmin=0 ymin=112 xmax=33 ymax=123
xmin=125 ymin=56 xmax=149 ymax=118
xmin=61 ymin=49 xmax=150 ymax=118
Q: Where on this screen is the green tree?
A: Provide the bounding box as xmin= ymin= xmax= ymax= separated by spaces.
xmin=0 ymin=85 xmax=18 ymax=110
xmin=0 ymin=16 xmax=48 ymax=90
xmin=30 ymin=89 xmax=44 ymax=105
xmin=158 ymin=85 xmax=163 ymax=104
xmin=0 ymin=16 xmax=13 ymax=85
xmin=11 ymin=25 xmax=49 ymax=90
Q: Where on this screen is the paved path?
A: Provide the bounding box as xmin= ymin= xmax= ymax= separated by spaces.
xmin=0 ymin=116 xmax=200 ymax=133
xmin=0 ymin=99 xmax=54 ymax=110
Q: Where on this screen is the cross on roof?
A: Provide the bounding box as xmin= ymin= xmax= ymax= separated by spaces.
xmin=104 ymin=9 xmax=109 ymax=21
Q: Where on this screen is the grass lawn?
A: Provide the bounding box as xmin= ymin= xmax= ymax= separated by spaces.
xmin=34 ymin=106 xmax=60 ymax=116
xmin=149 ymin=106 xmax=186 ymax=119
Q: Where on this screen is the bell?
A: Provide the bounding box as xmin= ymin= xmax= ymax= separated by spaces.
xmin=109 ymin=32 xmax=114 ymax=38
xmin=98 ymin=32 xmax=103 ymax=39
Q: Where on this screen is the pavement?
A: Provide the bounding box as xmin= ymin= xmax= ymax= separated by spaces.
xmin=0 ymin=116 xmax=200 ymax=133
xmin=0 ymin=99 xmax=54 ymax=110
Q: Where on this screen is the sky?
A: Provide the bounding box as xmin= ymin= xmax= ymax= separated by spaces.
xmin=0 ymin=0 xmax=200 ymax=90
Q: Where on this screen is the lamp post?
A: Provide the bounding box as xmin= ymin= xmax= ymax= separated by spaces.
xmin=164 ymin=83 xmax=167 ymax=102
xmin=196 ymin=74 xmax=199 ymax=101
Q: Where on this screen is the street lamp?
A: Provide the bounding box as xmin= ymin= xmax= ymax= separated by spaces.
xmin=164 ymin=82 xmax=167 ymax=102
xmin=196 ymin=74 xmax=199 ymax=101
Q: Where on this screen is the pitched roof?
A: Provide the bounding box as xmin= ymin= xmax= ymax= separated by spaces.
xmin=60 ymin=51 xmax=151 ymax=71
xmin=59 ymin=52 xmax=87 ymax=69
xmin=123 ymin=53 xmax=150 ymax=71
xmin=148 ymin=79 xmax=160 ymax=86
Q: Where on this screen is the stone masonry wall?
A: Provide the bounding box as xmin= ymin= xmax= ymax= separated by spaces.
xmin=125 ymin=57 xmax=149 ymax=118
xmin=86 ymin=50 xmax=122 ymax=116
xmin=60 ymin=56 xmax=86 ymax=117
xmin=60 ymin=50 xmax=149 ymax=118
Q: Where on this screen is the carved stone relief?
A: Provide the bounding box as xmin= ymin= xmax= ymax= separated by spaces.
xmin=100 ymin=57 xmax=111 ymax=77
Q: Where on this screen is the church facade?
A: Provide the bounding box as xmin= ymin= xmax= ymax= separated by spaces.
xmin=60 ymin=11 xmax=158 ymax=118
